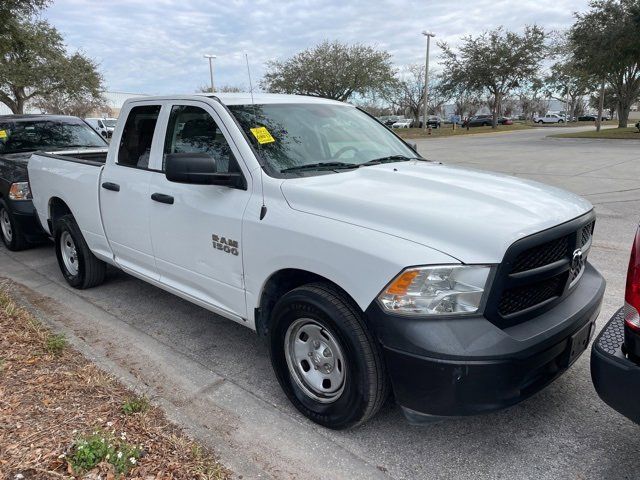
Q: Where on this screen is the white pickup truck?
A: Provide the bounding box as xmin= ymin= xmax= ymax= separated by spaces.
xmin=28 ymin=93 xmax=605 ymax=429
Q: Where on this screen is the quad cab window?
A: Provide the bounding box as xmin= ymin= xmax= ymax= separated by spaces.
xmin=117 ymin=105 xmax=161 ymax=168
xmin=163 ymin=105 xmax=239 ymax=174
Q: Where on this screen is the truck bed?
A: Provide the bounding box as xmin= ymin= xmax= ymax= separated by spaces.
xmin=28 ymin=148 xmax=113 ymax=262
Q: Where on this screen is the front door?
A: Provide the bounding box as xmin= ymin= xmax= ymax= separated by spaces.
xmin=147 ymin=102 xmax=251 ymax=319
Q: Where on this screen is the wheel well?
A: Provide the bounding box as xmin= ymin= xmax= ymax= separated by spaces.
xmin=255 ymin=269 xmax=358 ymax=337
xmin=48 ymin=197 xmax=72 ymax=231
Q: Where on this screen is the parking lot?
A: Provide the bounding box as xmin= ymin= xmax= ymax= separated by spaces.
xmin=2 ymin=125 xmax=640 ymax=480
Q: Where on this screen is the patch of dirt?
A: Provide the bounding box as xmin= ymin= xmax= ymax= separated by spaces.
xmin=0 ymin=281 xmax=230 ymax=480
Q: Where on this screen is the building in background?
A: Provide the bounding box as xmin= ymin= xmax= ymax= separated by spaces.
xmin=0 ymin=91 xmax=147 ymax=118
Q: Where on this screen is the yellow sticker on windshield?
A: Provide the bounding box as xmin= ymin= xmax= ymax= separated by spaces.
xmin=0 ymin=130 xmax=6 ymax=139
xmin=250 ymin=126 xmax=275 ymax=144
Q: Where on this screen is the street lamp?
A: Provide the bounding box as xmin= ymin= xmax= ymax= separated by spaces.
xmin=204 ymin=54 xmax=216 ymax=93
xmin=422 ymin=31 xmax=435 ymax=131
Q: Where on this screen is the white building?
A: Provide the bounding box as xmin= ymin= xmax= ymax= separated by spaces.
xmin=0 ymin=91 xmax=147 ymax=117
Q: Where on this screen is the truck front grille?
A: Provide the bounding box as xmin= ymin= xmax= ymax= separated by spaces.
xmin=485 ymin=213 xmax=595 ymax=327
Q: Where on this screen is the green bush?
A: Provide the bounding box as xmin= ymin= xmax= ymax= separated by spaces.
xmin=68 ymin=431 xmax=142 ymax=475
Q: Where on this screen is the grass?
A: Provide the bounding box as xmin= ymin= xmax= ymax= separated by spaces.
xmin=0 ymin=282 xmax=229 ymax=479
xmin=394 ymin=122 xmax=534 ymax=139
xmin=549 ymin=126 xmax=640 ymax=140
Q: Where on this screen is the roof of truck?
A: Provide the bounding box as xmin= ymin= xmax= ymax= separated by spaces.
xmin=125 ymin=93 xmax=349 ymax=107
xmin=0 ymin=114 xmax=84 ymax=122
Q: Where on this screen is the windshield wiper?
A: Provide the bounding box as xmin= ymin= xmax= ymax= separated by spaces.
xmin=358 ymin=155 xmax=424 ymax=166
xmin=281 ymin=162 xmax=359 ymax=173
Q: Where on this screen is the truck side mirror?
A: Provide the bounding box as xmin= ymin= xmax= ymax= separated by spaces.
xmin=164 ymin=153 xmax=243 ymax=188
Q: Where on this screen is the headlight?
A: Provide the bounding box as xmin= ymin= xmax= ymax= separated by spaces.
xmin=9 ymin=182 xmax=31 ymax=200
xmin=378 ymin=265 xmax=491 ymax=315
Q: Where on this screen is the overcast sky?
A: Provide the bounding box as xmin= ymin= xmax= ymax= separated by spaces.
xmin=43 ymin=0 xmax=591 ymax=95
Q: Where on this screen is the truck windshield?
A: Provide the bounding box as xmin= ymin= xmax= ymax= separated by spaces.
xmin=227 ymin=103 xmax=419 ymax=176
xmin=0 ymin=120 xmax=107 ymax=154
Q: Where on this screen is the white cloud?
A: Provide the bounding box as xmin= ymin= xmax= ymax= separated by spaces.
xmin=43 ymin=0 xmax=591 ymax=94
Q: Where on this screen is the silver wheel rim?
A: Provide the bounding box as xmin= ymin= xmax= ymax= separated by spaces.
xmin=60 ymin=231 xmax=79 ymax=276
xmin=284 ymin=318 xmax=346 ymax=403
xmin=0 ymin=208 xmax=12 ymax=243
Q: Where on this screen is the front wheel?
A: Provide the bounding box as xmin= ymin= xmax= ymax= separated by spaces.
xmin=54 ymin=214 xmax=106 ymax=289
xmin=0 ymin=199 xmax=27 ymax=251
xmin=269 ymin=283 xmax=388 ymax=429
xmin=537 ymin=120 xmax=544 ymax=124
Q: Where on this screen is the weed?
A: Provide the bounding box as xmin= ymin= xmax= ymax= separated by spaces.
xmin=45 ymin=333 xmax=67 ymax=355
xmin=122 ymin=395 xmax=150 ymax=415
xmin=68 ymin=430 xmax=142 ymax=475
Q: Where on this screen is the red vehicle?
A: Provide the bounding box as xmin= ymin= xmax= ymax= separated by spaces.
xmin=592 ymin=224 xmax=640 ymax=424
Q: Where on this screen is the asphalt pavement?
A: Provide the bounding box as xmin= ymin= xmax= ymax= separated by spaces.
xmin=2 ymin=125 xmax=640 ymax=479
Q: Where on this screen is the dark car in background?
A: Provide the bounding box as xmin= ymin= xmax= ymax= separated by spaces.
xmin=578 ymin=114 xmax=611 ymax=121
xmin=592 ymin=224 xmax=640 ymax=424
xmin=464 ymin=114 xmax=492 ymax=127
xmin=0 ymin=115 xmax=108 ymax=250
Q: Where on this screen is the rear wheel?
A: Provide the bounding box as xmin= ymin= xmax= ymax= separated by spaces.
xmin=54 ymin=214 xmax=106 ymax=289
xmin=269 ymin=282 xmax=388 ymax=429
xmin=537 ymin=120 xmax=544 ymax=124
xmin=0 ymin=199 xmax=27 ymax=251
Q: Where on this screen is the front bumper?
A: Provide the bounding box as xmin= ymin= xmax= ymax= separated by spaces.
xmin=591 ymin=308 xmax=640 ymax=424
xmin=9 ymin=199 xmax=47 ymax=242
xmin=365 ymin=264 xmax=605 ymax=420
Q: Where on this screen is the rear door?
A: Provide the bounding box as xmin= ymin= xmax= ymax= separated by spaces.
xmin=147 ymin=101 xmax=251 ymax=320
xmin=100 ymin=103 xmax=162 ymax=280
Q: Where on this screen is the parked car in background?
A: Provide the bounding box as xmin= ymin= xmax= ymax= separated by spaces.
xmin=464 ymin=114 xmax=493 ymax=127
xmin=392 ymin=118 xmax=414 ymax=129
xmin=384 ymin=115 xmax=402 ymax=127
xmin=498 ymin=117 xmax=513 ymax=125
xmin=592 ymin=224 xmax=640 ymax=424
xmin=0 ymin=114 xmax=108 ymax=250
xmin=426 ymin=115 xmax=442 ymax=128
xmin=28 ymin=93 xmax=604 ymax=429
xmin=578 ymin=114 xmax=610 ymax=122
xmin=533 ymin=114 xmax=565 ymax=124
xmin=636 ymin=120 xmax=640 ymax=132
xmin=85 ymin=117 xmax=117 ymax=139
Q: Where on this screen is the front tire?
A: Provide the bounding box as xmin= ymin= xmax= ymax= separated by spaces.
xmin=269 ymin=282 xmax=388 ymax=429
xmin=54 ymin=214 xmax=106 ymax=289
xmin=0 ymin=199 xmax=27 ymax=251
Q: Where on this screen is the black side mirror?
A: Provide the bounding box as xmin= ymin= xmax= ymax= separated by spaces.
xmin=165 ymin=153 xmax=244 ymax=188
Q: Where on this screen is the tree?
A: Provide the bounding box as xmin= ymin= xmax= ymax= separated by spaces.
xmin=261 ymin=40 xmax=395 ymax=101
xmin=545 ymin=60 xmax=592 ymax=120
xmin=569 ymin=0 xmax=640 ymax=128
xmin=198 ymin=85 xmax=244 ymax=93
xmin=439 ymin=26 xmax=547 ymax=128
xmin=589 ymin=86 xmax=618 ymax=118
xmin=381 ymin=64 xmax=424 ymax=122
xmin=517 ymin=78 xmax=549 ymax=119
xmin=0 ymin=0 xmax=50 ymax=30
xmin=0 ymin=18 xmax=105 ymax=114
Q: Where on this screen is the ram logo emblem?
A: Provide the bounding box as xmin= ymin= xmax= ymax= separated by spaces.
xmin=212 ymin=234 xmax=239 ymax=256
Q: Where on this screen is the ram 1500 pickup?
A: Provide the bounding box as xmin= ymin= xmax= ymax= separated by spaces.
xmin=28 ymin=93 xmax=605 ymax=429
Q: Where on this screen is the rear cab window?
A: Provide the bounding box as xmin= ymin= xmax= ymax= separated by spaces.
xmin=117 ymin=105 xmax=161 ymax=169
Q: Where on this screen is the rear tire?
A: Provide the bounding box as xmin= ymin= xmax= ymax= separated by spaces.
xmin=0 ymin=199 xmax=27 ymax=251
xmin=54 ymin=214 xmax=106 ymax=289
xmin=537 ymin=120 xmax=544 ymax=124
xmin=269 ymin=282 xmax=388 ymax=429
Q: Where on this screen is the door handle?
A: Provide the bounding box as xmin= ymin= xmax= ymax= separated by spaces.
xmin=151 ymin=193 xmax=174 ymax=205
xmin=101 ymin=182 xmax=120 ymax=192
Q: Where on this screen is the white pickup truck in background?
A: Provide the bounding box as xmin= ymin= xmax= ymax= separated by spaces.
xmin=28 ymin=93 xmax=605 ymax=429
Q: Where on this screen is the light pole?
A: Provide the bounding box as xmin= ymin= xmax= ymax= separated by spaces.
xmin=204 ymin=54 xmax=216 ymax=93
xmin=422 ymin=31 xmax=435 ymax=131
